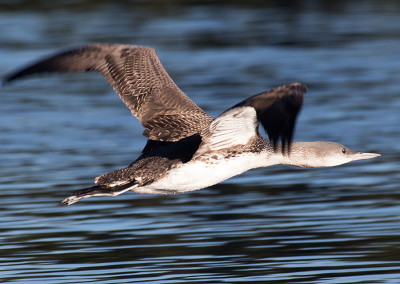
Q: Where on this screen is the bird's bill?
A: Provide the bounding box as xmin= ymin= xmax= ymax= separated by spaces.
xmin=352 ymin=152 xmax=381 ymax=161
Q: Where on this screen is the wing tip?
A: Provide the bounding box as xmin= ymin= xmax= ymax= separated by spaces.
xmin=289 ymin=82 xmax=308 ymax=93
xmin=260 ymin=82 xmax=308 ymax=154
xmin=2 ymin=72 xmax=22 ymax=85
xmin=1 ymin=44 xmax=159 ymax=88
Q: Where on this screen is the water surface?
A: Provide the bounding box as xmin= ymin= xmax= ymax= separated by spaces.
xmin=1 ymin=1 xmax=399 ymax=283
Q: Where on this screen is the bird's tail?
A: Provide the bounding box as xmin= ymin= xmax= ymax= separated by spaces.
xmin=61 ymin=182 xmax=137 ymax=206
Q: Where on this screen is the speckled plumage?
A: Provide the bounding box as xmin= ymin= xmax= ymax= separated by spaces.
xmin=4 ymin=44 xmax=213 ymax=142
xmin=5 ymin=44 xmax=379 ymax=206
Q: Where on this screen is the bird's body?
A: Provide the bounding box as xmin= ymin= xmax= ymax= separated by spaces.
xmin=102 ymin=136 xmax=271 ymax=195
xmin=3 ymin=44 xmax=380 ymax=205
xmin=136 ymin=150 xmax=265 ymax=194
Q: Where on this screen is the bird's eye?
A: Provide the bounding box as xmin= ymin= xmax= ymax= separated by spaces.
xmin=342 ymin=148 xmax=346 ymax=154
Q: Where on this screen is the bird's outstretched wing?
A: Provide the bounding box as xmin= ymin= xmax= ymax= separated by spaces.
xmin=3 ymin=44 xmax=213 ymax=141
xmin=200 ymin=83 xmax=306 ymax=154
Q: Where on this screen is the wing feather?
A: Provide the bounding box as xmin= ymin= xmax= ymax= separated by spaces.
xmin=3 ymin=44 xmax=213 ymax=141
xmin=207 ymin=106 xmax=258 ymax=150
xmin=233 ymin=82 xmax=306 ymax=152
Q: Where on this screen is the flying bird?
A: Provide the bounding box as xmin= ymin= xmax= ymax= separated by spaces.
xmin=3 ymin=44 xmax=381 ymax=205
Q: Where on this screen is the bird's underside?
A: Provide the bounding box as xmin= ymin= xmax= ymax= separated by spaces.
xmin=3 ymin=43 xmax=307 ymax=205
xmin=61 ymin=155 xmax=181 ymax=206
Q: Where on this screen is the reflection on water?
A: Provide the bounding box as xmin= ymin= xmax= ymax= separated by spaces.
xmin=1 ymin=1 xmax=399 ymax=283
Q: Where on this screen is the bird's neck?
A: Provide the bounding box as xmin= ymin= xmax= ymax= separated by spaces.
xmin=268 ymin=142 xmax=331 ymax=168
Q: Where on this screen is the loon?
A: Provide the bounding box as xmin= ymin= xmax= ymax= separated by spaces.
xmin=3 ymin=44 xmax=381 ymax=205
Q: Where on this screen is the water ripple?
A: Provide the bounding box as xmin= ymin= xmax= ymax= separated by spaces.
xmin=1 ymin=1 xmax=400 ymax=283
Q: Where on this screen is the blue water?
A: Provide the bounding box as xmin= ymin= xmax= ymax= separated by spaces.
xmin=1 ymin=1 xmax=399 ymax=283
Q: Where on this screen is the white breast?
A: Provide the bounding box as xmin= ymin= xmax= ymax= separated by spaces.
xmin=142 ymin=152 xmax=266 ymax=194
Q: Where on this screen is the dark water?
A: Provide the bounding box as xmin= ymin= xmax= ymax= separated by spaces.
xmin=1 ymin=1 xmax=399 ymax=283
